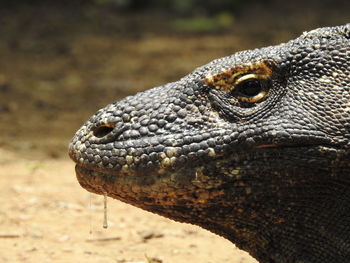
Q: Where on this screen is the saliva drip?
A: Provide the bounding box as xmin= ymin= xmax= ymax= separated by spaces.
xmin=103 ymin=192 xmax=108 ymax=229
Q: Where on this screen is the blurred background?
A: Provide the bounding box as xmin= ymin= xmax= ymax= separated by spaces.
xmin=0 ymin=2 xmax=349 ymax=263
xmin=0 ymin=0 xmax=349 ymax=158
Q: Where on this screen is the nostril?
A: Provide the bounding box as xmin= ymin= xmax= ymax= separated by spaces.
xmin=93 ymin=125 xmax=114 ymax=138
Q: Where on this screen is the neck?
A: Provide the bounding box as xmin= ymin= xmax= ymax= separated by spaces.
xmin=195 ymin=151 xmax=350 ymax=263
xmin=219 ymin=180 xmax=350 ymax=262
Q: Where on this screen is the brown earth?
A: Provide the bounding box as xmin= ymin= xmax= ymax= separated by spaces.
xmin=0 ymin=2 xmax=349 ymax=263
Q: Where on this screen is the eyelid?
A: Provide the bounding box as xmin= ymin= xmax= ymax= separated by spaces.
xmin=237 ymin=90 xmax=267 ymax=103
xmin=234 ymin=74 xmax=257 ymax=86
xmin=234 ymin=73 xmax=270 ymax=87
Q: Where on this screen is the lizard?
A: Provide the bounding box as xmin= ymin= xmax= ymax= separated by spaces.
xmin=69 ymin=24 xmax=350 ymax=263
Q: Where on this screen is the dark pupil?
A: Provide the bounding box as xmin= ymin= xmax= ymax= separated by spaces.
xmin=237 ymin=79 xmax=262 ymax=97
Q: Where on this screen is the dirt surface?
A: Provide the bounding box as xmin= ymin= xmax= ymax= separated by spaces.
xmin=0 ymin=2 xmax=349 ymax=263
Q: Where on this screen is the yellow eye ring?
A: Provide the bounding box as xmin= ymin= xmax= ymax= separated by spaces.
xmin=233 ymin=74 xmax=269 ymax=103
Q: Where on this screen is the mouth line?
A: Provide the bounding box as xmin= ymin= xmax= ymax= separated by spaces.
xmin=73 ymin=143 xmax=336 ymax=177
xmin=75 ymin=143 xmax=345 ymax=199
xmin=75 ymin=162 xmax=180 ymax=196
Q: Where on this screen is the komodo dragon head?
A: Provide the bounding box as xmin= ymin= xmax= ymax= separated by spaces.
xmin=69 ymin=24 xmax=350 ymax=263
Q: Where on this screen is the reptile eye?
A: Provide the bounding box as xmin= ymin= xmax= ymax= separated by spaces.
xmin=233 ymin=74 xmax=268 ymax=103
xmin=236 ymin=79 xmax=262 ymax=96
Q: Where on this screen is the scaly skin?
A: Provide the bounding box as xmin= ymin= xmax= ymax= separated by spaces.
xmin=69 ymin=24 xmax=350 ymax=263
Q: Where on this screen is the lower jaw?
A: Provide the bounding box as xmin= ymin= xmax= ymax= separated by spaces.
xmin=75 ymin=164 xmax=181 ymax=196
xmin=74 ymin=144 xmax=344 ymax=194
xmin=75 ymin=165 xmax=107 ymax=195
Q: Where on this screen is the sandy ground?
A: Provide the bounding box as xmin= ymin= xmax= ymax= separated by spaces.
xmin=0 ymin=149 xmax=256 ymax=263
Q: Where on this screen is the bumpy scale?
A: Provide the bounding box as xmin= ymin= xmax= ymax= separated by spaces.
xmin=69 ymin=24 xmax=350 ymax=263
